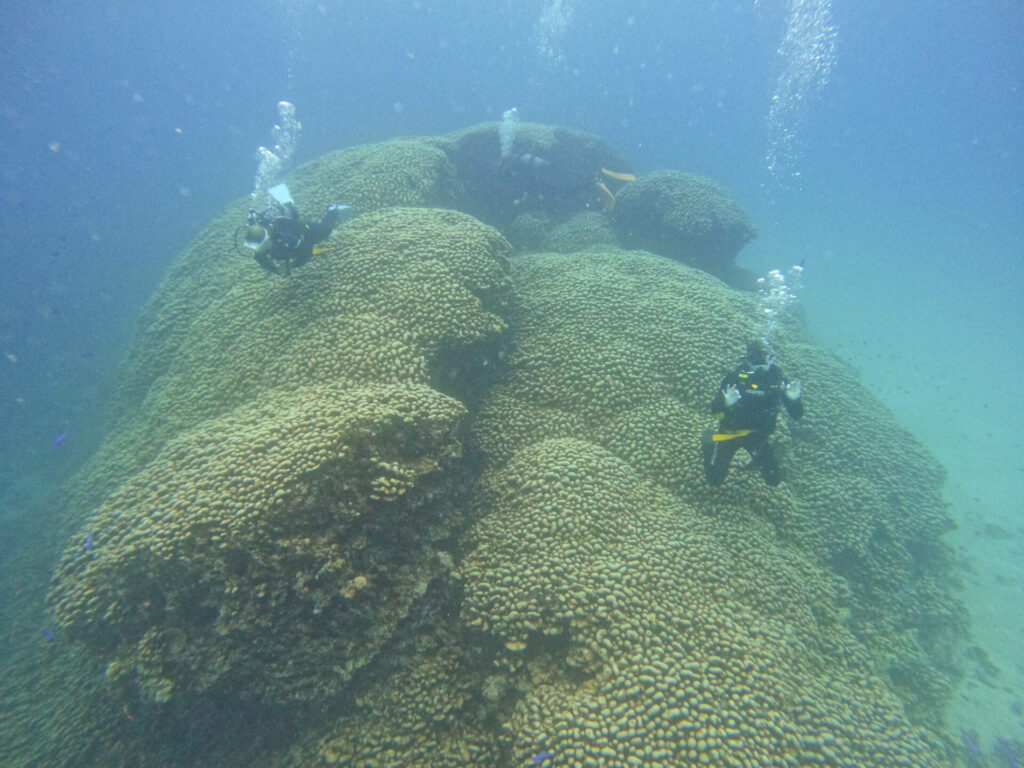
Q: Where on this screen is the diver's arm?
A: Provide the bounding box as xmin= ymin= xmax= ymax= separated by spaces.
xmin=711 ymin=372 xmax=738 ymax=415
xmin=254 ymin=250 xmax=283 ymax=275
xmin=782 ymin=378 xmax=804 ymax=419
xmin=289 ymin=243 xmax=314 ymax=270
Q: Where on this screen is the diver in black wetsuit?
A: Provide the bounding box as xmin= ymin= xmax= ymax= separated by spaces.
xmin=700 ymin=338 xmax=803 ymax=487
xmin=241 ymin=184 xmax=353 ymax=275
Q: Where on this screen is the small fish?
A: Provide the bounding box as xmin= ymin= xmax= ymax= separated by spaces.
xmin=594 ymin=178 xmax=616 ymax=211
xmin=531 ymin=753 xmax=555 ymax=765
xmin=53 ymin=431 xmax=67 ymax=448
xmin=601 ymin=167 xmax=636 ymax=182
xmin=42 ymin=629 xmax=55 ymax=641
xmin=81 ymin=533 xmax=93 ymax=552
xmin=995 ymin=738 xmax=1020 ymax=768
xmin=961 ymin=728 xmax=981 ymax=757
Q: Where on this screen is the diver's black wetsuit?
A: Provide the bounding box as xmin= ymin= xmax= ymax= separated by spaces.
xmin=701 ymin=360 xmax=803 ymax=486
xmin=254 ymin=204 xmax=342 ymax=276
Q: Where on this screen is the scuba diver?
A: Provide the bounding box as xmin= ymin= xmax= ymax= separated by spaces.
xmin=239 ymin=183 xmax=353 ymax=275
xmin=700 ymin=338 xmax=803 ymax=487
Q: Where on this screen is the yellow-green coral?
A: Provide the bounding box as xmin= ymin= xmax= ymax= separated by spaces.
xmin=540 ymin=211 xmax=621 ymax=253
xmin=22 ymin=124 xmax=966 ymax=768
xmin=50 ymin=382 xmax=467 ymax=705
xmin=469 ymin=249 xmax=962 ymax=742
xmin=65 ymin=206 xmax=513 ymax=524
xmin=288 ymin=137 xmax=460 ymax=213
xmin=459 ymin=438 xmax=944 ymax=766
xmin=474 ymin=249 xmax=744 ymax=491
xmin=47 ymin=206 xmax=515 ymax=709
xmin=142 ymin=206 xmax=510 ymax=427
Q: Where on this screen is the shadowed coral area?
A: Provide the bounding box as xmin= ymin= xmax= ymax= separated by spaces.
xmin=442 ymin=121 xmax=632 ymax=234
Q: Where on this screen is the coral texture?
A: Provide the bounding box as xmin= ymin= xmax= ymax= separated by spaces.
xmin=460 ymin=438 xmax=944 ymax=766
xmin=613 ymin=170 xmax=756 ymax=285
xmin=73 ymin=206 xmax=513 ymax=515
xmin=541 ymin=210 xmax=621 ymax=253
xmin=469 ymin=249 xmax=961 ymax=742
xmin=48 ymin=207 xmax=515 ymax=709
xmin=51 ymin=383 xmax=466 ymax=705
xmin=19 ymin=125 xmax=965 ymax=768
xmin=287 ymin=138 xmax=460 ymax=213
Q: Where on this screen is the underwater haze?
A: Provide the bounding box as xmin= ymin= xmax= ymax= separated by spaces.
xmin=1 ymin=1 xmax=1022 ymax=766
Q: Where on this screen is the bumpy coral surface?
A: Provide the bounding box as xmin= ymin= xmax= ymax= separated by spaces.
xmin=468 ymin=249 xmax=962 ymax=752
xmin=541 ymin=211 xmax=621 ymax=253
xmin=48 ymin=207 xmax=515 ymax=710
xmin=311 ymin=604 xmax=506 ymax=768
xmin=51 ymin=383 xmax=466 ymax=705
xmin=613 ymin=170 xmax=756 ymax=285
xmin=288 ymin=138 xmax=460 ymax=213
xmin=460 ymin=438 xmax=943 ymax=766
xmin=474 ymin=249 xmax=744 ymax=490
xmin=22 ymin=126 xmax=966 ymax=768
xmin=77 ymin=207 xmax=513 ymax=512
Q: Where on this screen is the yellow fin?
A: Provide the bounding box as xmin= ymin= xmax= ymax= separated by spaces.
xmin=601 ymin=168 xmax=636 ymax=182
xmin=594 ymin=179 xmax=616 ymax=211
xmin=312 ymin=247 xmax=328 ymax=256
xmin=712 ymin=430 xmax=752 ymax=442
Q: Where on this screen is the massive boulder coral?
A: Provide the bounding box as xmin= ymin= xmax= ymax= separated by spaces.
xmin=287 ymin=138 xmax=460 ymax=213
xmin=50 ymin=382 xmax=466 ymax=706
xmin=459 ymin=438 xmax=943 ymax=766
xmin=470 ymin=249 xmax=963 ymax=738
xmin=612 ymin=170 xmax=756 ymax=286
xmin=47 ymin=207 xmax=515 ymax=712
xmin=75 ymin=207 xmax=513 ymax=515
xmin=22 ymin=126 xmax=968 ymax=768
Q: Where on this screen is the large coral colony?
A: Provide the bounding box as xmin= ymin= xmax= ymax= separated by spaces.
xmin=33 ymin=122 xmax=965 ymax=767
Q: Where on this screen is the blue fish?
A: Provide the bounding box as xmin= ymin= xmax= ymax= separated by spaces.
xmin=995 ymin=738 xmax=1020 ymax=768
xmin=531 ymin=753 xmax=555 ymax=765
xmin=81 ymin=533 xmax=93 ymax=552
xmin=961 ymin=729 xmax=981 ymax=757
xmin=42 ymin=629 xmax=55 ymax=641
xmin=53 ymin=431 xmax=67 ymax=448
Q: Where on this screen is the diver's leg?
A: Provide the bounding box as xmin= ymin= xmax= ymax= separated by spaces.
xmin=701 ymin=430 xmax=736 ymax=486
xmin=750 ymin=441 xmax=782 ymax=486
xmin=255 ymin=251 xmax=283 ymax=275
